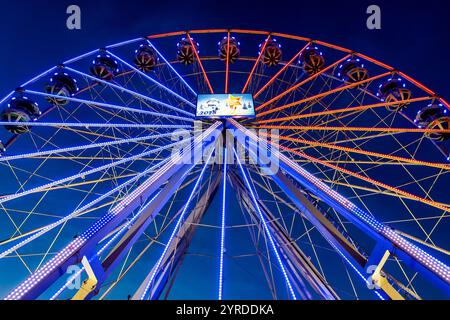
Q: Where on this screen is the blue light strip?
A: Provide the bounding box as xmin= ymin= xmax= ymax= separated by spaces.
xmin=0 ymin=132 xmax=174 ymax=162
xmin=240 ymin=136 xmax=383 ymax=299
xmin=0 ymin=121 xmax=191 ymax=130
xmin=25 ymin=90 xmax=194 ymax=123
xmin=0 ymin=158 xmax=171 ymax=260
xmin=106 ymin=38 xmax=143 ymax=49
xmin=21 ymin=66 xmax=57 ymax=87
xmin=230 ymin=119 xmax=450 ymax=286
xmin=233 ymin=148 xmax=297 ymax=300
xmin=0 ymin=91 xmax=15 ymax=106
xmin=218 ymin=148 xmax=228 ymax=300
xmin=147 ymin=40 xmax=198 ymax=97
xmin=65 ymin=67 xmax=195 ymax=117
xmin=50 ymin=191 xmax=163 ymax=300
xmin=4 ymin=122 xmax=221 ymax=300
xmin=140 ymin=149 xmax=215 ymax=300
xmin=0 ymin=139 xmax=190 ymax=206
xmin=107 ymin=51 xmax=196 ymax=109
xmin=63 ymin=49 xmax=100 ymax=65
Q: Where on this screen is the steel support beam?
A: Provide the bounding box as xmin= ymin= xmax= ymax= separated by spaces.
xmin=229 ymin=170 xmax=339 ymax=300
xmin=4 ymin=122 xmax=222 ymax=300
xmin=132 ymin=174 xmax=221 ymax=300
xmin=228 ymin=119 xmax=450 ymax=297
xmin=79 ymin=163 xmax=199 ymax=300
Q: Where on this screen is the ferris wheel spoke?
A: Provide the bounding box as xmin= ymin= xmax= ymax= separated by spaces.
xmin=257 ymin=72 xmax=391 ymax=118
xmin=259 ymin=125 xmax=450 ymax=136
xmin=225 ymin=31 xmax=231 ymax=94
xmin=256 ymin=96 xmax=432 ymax=124
xmin=64 ymin=67 xmax=195 ymax=117
xmin=255 ymin=54 xmax=351 ymax=112
xmin=254 ymin=42 xmax=312 ymax=99
xmin=279 ymin=144 xmax=450 ymax=212
xmin=146 ymin=40 xmax=197 ymax=96
xmin=0 ymin=156 xmax=171 ymax=260
xmin=186 ymin=33 xmax=214 ymax=94
xmin=24 ymin=90 xmax=194 ymax=124
xmin=136 ymin=147 xmax=215 ymax=300
xmin=0 ymin=121 xmax=190 ymax=130
xmin=242 ymin=34 xmax=272 ymax=94
xmin=0 ymin=132 xmax=174 ymax=162
xmin=0 ymin=139 xmax=189 ymax=206
xmin=218 ymin=148 xmax=227 ymax=300
xmin=53 ymin=166 xmax=212 ymax=300
xmin=4 ymin=122 xmax=221 ymax=300
xmin=106 ymin=51 xmax=196 ymax=108
xmin=233 ymin=148 xmax=298 ymax=300
xmin=263 ymin=132 xmax=450 ymax=171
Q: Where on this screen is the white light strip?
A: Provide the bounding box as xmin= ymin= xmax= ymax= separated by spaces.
xmin=234 ymin=148 xmax=297 ymax=300
xmin=107 ymin=51 xmax=196 ymax=108
xmin=147 ymin=40 xmax=198 ymax=97
xmin=0 ymin=132 xmax=174 ymax=162
xmin=4 ymin=122 xmax=221 ymax=300
xmin=0 ymin=158 xmax=170 ymax=260
xmin=218 ymin=148 xmax=227 ymax=300
xmin=50 ymin=191 xmax=163 ymax=300
xmin=65 ymin=67 xmax=195 ymax=117
xmin=140 ymin=149 xmax=215 ymax=300
xmin=25 ymin=90 xmax=194 ymax=123
xmin=230 ymin=119 xmax=450 ymax=284
xmin=0 ymin=121 xmax=190 ymax=130
xmin=0 ymin=140 xmax=189 ymax=205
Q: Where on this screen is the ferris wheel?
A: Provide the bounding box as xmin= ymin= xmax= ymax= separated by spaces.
xmin=0 ymin=29 xmax=449 ymax=300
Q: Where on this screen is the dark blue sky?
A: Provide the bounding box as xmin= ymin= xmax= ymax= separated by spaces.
xmin=1 ymin=0 xmax=449 ymax=300
xmin=1 ymin=0 xmax=450 ymax=102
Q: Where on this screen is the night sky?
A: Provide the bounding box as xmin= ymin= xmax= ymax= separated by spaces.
xmin=1 ymin=0 xmax=450 ymax=101
xmin=0 ymin=0 xmax=449 ymax=300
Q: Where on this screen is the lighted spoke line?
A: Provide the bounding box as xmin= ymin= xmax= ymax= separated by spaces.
xmin=231 ymin=120 xmax=450 ymax=285
xmin=242 ymin=34 xmax=271 ymax=94
xmin=139 ymin=148 xmax=215 ymax=300
xmin=257 ymin=72 xmax=391 ymax=118
xmin=260 ymin=133 xmax=450 ymax=171
xmin=281 ymin=144 xmax=450 ymax=212
xmin=25 ymin=90 xmax=194 ymax=123
xmin=4 ymin=119 xmax=210 ymax=300
xmin=0 ymin=121 xmax=189 ymax=130
xmin=254 ymin=41 xmax=311 ymax=99
xmin=99 ymin=189 xmax=199 ymax=300
xmin=187 ymin=33 xmax=214 ymax=94
xmin=107 ymin=51 xmax=196 ymax=108
xmin=50 ymin=191 xmax=163 ymax=300
xmin=0 ymin=139 xmax=189 ymax=206
xmin=65 ymin=67 xmax=195 ymax=117
xmin=225 ymin=31 xmax=231 ymax=94
xmin=14 ymin=123 xmax=219 ymax=300
xmin=0 ymin=133 xmax=174 ymax=162
xmin=255 ymin=54 xmax=351 ymax=112
xmin=0 ymin=157 xmax=171 ymax=260
xmin=147 ymin=40 xmax=197 ymax=96
xmin=218 ymin=148 xmax=227 ymax=300
xmin=255 ymin=96 xmax=432 ymax=125
xmin=244 ymin=140 xmax=400 ymax=301
xmin=233 ymin=148 xmax=297 ymax=300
